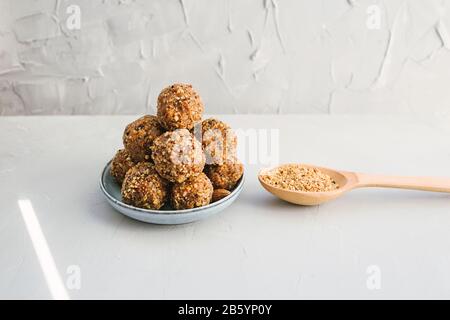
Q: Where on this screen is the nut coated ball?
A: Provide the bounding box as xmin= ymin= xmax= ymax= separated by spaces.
xmin=205 ymin=160 xmax=244 ymax=190
xmin=123 ymin=115 xmax=164 ymax=163
xmin=157 ymin=83 xmax=203 ymax=130
xmin=171 ymin=173 xmax=213 ymax=210
xmin=121 ymin=162 xmax=168 ymax=210
xmin=151 ymin=129 xmax=205 ymax=183
xmin=110 ymin=149 xmax=135 ymax=185
xmin=198 ymin=118 xmax=237 ymax=165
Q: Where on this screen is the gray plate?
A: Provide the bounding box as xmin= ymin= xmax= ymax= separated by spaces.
xmin=99 ymin=161 xmax=244 ymax=225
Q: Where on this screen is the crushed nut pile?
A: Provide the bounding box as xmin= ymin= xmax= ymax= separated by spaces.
xmin=260 ymin=164 xmax=339 ymax=192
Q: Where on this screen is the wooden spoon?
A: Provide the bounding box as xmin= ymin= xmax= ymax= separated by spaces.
xmin=258 ymin=163 xmax=450 ymax=206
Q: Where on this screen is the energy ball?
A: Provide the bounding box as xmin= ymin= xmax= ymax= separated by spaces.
xmin=121 ymin=162 xmax=168 ymax=210
xmin=171 ymin=173 xmax=213 ymax=210
xmin=123 ymin=115 xmax=164 ymax=163
xmin=110 ymin=149 xmax=135 ymax=185
xmin=151 ymin=129 xmax=205 ymax=183
xmin=205 ymin=160 xmax=244 ymax=190
xmin=157 ymin=83 xmax=203 ymax=130
xmin=199 ymin=118 xmax=238 ymax=165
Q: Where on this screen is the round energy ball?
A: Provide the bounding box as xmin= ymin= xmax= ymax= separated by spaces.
xmin=157 ymin=83 xmax=203 ymax=130
xmin=197 ymin=118 xmax=237 ymax=165
xmin=123 ymin=115 xmax=164 ymax=163
xmin=121 ymin=162 xmax=168 ymax=210
xmin=171 ymin=173 xmax=213 ymax=210
xmin=151 ymin=129 xmax=205 ymax=183
xmin=110 ymin=149 xmax=135 ymax=185
xmin=205 ymin=160 xmax=244 ymax=190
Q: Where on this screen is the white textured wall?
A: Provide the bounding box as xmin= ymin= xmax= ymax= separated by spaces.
xmin=1 ymin=0 xmax=450 ymax=115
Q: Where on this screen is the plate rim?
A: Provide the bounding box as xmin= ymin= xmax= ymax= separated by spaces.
xmin=99 ymin=160 xmax=245 ymax=215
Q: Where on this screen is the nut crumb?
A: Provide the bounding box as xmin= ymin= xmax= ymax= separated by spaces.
xmin=260 ymin=164 xmax=339 ymax=192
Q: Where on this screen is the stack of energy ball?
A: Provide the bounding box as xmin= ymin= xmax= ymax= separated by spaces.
xmin=110 ymin=83 xmax=244 ymax=210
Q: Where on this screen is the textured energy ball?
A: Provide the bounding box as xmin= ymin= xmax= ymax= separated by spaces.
xmin=151 ymin=129 xmax=205 ymax=183
xmin=110 ymin=149 xmax=135 ymax=185
xmin=197 ymin=118 xmax=237 ymax=165
xmin=123 ymin=115 xmax=164 ymax=163
xmin=157 ymin=83 xmax=204 ymax=130
xmin=121 ymin=162 xmax=168 ymax=210
xmin=205 ymin=160 xmax=244 ymax=190
xmin=171 ymin=173 xmax=213 ymax=210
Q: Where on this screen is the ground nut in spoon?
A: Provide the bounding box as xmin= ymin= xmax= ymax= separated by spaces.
xmin=258 ymin=163 xmax=450 ymax=206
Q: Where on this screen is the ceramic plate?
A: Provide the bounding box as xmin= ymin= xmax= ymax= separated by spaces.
xmin=99 ymin=161 xmax=244 ymax=225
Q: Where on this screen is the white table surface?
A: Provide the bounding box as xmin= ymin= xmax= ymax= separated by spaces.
xmin=1 ymin=115 xmax=450 ymax=299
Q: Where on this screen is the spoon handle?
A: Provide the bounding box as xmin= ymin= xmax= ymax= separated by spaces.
xmin=355 ymin=173 xmax=450 ymax=193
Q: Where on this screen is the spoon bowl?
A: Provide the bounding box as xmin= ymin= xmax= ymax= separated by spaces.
xmin=258 ymin=163 xmax=450 ymax=206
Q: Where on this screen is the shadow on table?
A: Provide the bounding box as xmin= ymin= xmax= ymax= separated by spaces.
xmin=94 ymin=202 xmax=192 ymax=231
xmin=243 ymin=186 xmax=450 ymax=217
xmin=240 ymin=189 xmax=316 ymax=216
xmin=94 ymin=188 xmax=449 ymax=230
xmin=345 ymin=188 xmax=450 ymax=203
